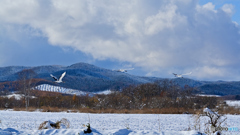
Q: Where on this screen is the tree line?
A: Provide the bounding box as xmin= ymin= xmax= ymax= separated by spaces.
xmin=0 ymin=80 xmax=227 ymax=114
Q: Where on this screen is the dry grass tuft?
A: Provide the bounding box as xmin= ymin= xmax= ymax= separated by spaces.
xmin=38 ymin=118 xmax=70 ymax=130
xmin=38 ymin=121 xmax=49 ymax=130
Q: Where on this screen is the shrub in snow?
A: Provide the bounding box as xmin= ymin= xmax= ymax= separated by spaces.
xmin=192 ymin=108 xmax=227 ymax=134
xmin=84 ymin=123 xmax=92 ymax=134
xmin=38 ymin=118 xmax=70 ymax=130
xmin=203 ymin=107 xmax=227 ymax=134
xmin=60 ymin=118 xmax=70 ymax=128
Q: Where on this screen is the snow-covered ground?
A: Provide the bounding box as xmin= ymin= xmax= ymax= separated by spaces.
xmin=225 ymin=100 xmax=240 ymax=108
xmin=0 ymin=110 xmax=239 ymax=135
xmin=1 ymin=94 xmax=25 ymax=100
xmin=195 ymin=94 xmax=221 ymax=97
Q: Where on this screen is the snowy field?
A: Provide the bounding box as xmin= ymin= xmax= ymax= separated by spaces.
xmin=0 ymin=110 xmax=240 ymax=135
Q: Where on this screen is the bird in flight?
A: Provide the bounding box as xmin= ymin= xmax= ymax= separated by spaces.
xmin=50 ymin=71 xmax=66 ymax=83
xmin=173 ymin=72 xmax=192 ymax=78
xmin=113 ymin=68 xmax=134 ymax=73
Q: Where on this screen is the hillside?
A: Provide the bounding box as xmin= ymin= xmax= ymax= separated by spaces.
xmin=0 ymin=63 xmax=158 ymax=92
xmin=0 ymin=62 xmax=240 ymax=95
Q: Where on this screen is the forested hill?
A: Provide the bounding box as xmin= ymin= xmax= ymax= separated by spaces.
xmin=0 ymin=62 xmax=240 ymax=95
xmin=0 ymin=63 xmax=158 ymax=92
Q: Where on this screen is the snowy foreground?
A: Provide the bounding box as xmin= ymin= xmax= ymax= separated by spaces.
xmin=0 ymin=110 xmax=240 ymax=135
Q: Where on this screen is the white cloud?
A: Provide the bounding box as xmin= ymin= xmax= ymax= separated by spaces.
xmin=0 ymin=0 xmax=240 ymax=80
xmin=202 ymin=2 xmax=216 ymax=12
xmin=221 ymin=4 xmax=234 ymax=16
xmin=144 ymin=4 xmax=187 ymax=35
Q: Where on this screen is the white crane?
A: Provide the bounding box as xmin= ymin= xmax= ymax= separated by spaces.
xmin=50 ymin=71 xmax=66 ymax=83
xmin=173 ymin=72 xmax=192 ymax=78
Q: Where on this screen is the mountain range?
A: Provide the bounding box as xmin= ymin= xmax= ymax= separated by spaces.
xmin=0 ymin=62 xmax=240 ymax=95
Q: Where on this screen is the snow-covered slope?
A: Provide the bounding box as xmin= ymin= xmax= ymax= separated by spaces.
xmin=34 ymin=84 xmax=112 ymax=96
xmin=35 ymin=84 xmax=86 ymax=95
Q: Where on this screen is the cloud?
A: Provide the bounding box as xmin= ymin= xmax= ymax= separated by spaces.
xmin=0 ymin=0 xmax=240 ymax=80
xmin=221 ymin=4 xmax=234 ymax=16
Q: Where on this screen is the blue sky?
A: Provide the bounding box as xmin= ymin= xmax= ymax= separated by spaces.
xmin=0 ymin=0 xmax=240 ymax=81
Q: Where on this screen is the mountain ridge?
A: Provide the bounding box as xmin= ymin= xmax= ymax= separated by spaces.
xmin=0 ymin=62 xmax=240 ymax=95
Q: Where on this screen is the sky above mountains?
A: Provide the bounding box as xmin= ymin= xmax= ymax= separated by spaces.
xmin=0 ymin=0 xmax=240 ymax=81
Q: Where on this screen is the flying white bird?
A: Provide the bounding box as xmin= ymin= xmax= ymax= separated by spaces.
xmin=113 ymin=68 xmax=134 ymax=73
xmin=50 ymin=72 xmax=66 ymax=83
xmin=173 ymin=72 xmax=192 ymax=78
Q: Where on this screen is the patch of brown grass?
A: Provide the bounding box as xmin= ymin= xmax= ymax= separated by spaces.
xmin=219 ymin=106 xmax=240 ymax=114
xmin=78 ymin=108 xmax=96 ymax=113
xmin=76 ymin=108 xmax=196 ymax=114
xmin=10 ymin=106 xmax=240 ymax=114
xmin=13 ymin=107 xmax=38 ymax=111
xmin=40 ymin=106 xmax=63 ymax=112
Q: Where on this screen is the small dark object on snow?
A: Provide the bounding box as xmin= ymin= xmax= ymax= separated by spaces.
xmin=84 ymin=123 xmax=92 ymax=134
xmin=215 ymin=131 xmax=221 ymax=135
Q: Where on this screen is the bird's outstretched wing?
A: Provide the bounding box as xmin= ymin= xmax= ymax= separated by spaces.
xmin=173 ymin=73 xmax=178 ymax=77
xmin=182 ymin=72 xmax=192 ymax=76
xmin=127 ymin=68 xmax=134 ymax=70
xmin=59 ymin=72 xmax=66 ymax=81
xmin=50 ymin=74 xmax=58 ymax=81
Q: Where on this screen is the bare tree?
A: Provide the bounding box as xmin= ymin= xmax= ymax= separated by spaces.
xmin=203 ymin=107 xmax=227 ymax=133
xmin=17 ymin=69 xmax=37 ymax=111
